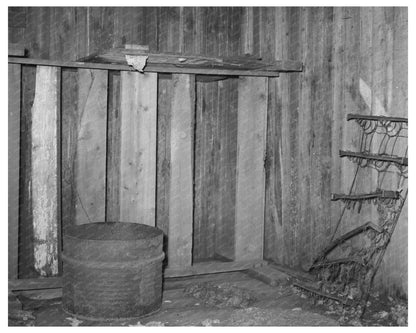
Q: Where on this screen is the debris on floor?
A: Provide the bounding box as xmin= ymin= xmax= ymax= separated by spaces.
xmin=223 ymin=307 xmax=338 ymax=326
xmin=201 ymin=318 xmax=220 ymax=326
xmin=389 ymin=301 xmax=408 ymax=326
xmin=184 ymin=281 xmax=256 ymax=308
xmin=145 ymin=321 xmax=165 ymax=326
xmin=8 ymin=309 xmax=36 ymax=326
xmin=65 ymin=317 xmax=83 ymax=326
xmin=292 ymin=281 xmax=408 ymax=326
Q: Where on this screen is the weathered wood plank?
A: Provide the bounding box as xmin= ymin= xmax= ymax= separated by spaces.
xmin=73 ymin=69 xmax=108 ymax=224
xmin=106 ymin=71 xmax=121 ymax=221
xmin=156 ymin=77 xmax=172 ymax=240
xmin=19 ymin=65 xmax=37 ymax=278
xmin=9 ymin=56 xmax=284 ymax=77
xmin=61 ymin=68 xmax=78 ymax=233
xmin=119 ymin=71 xmax=158 ymax=225
xmin=286 ymin=7 xmax=301 ymax=267
xmin=234 ymin=76 xmax=268 ymax=262
xmin=164 ymin=260 xmax=266 ymax=278
xmin=31 ymin=66 xmax=60 ymax=277
xmin=168 ymin=74 xmax=195 ymax=268
xmin=8 ymin=64 xmax=21 ymax=279
xmin=9 ymin=277 xmax=62 ymax=291
xmin=296 ymin=7 xmax=313 ymax=267
xmin=264 ymin=7 xmax=286 ymax=265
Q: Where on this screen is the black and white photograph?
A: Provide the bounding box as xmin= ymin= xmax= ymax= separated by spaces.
xmin=6 ymin=3 xmax=409 ymax=327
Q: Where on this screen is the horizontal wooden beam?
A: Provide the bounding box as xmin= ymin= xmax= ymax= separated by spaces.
xmin=81 ymin=48 xmax=303 ymax=73
xmin=8 ymin=57 xmax=281 ymax=77
xmin=9 ymin=260 xmax=266 ymax=290
xmin=164 ymin=260 xmax=267 ymax=278
xmin=9 ymin=277 xmax=63 ymax=291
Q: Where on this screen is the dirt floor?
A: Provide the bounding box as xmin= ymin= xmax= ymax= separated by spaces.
xmin=9 ymin=270 xmax=407 ymax=327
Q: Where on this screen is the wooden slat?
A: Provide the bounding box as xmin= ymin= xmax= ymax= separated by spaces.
xmin=164 ymin=260 xmax=266 ymax=278
xmin=234 ymin=76 xmax=268 ymax=261
xmin=168 ymin=74 xmax=195 ymax=268
xmin=119 ymin=71 xmax=158 ymax=225
xmin=31 ymin=66 xmax=60 ymax=277
xmin=74 ymin=69 xmax=108 ymax=224
xmin=8 ymin=64 xmax=21 ymax=279
xmin=9 ymin=277 xmax=62 ymax=291
xmin=106 ymin=71 xmax=121 ymax=221
xmin=156 ymin=76 xmax=172 ymax=238
xmin=61 ymin=68 xmax=78 ymax=234
xmin=19 ymin=65 xmax=37 ymax=278
xmin=8 ymin=57 xmax=282 ymax=77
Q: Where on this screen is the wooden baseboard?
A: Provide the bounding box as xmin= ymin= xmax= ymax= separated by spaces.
xmin=164 ymin=260 xmax=267 ymax=278
xmin=9 ymin=277 xmax=63 ymax=292
xmin=9 ymin=260 xmax=267 ymax=291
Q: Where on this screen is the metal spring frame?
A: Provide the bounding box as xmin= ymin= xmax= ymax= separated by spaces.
xmin=304 ymin=114 xmax=408 ymax=317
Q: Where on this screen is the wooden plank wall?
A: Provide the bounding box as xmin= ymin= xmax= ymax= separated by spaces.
xmin=168 ymin=74 xmax=195 ymax=268
xmin=8 ymin=63 xmax=21 ymax=279
xmin=9 ymin=7 xmax=408 ymax=297
xmin=234 ymin=77 xmax=268 ymax=261
xmin=119 ymin=72 xmax=158 ymax=226
xmin=30 ymin=66 xmax=60 ymax=277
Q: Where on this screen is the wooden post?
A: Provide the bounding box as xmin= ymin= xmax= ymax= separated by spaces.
xmin=234 ymin=76 xmax=268 ymax=261
xmin=8 ymin=63 xmax=21 ymax=279
xmin=74 ymin=69 xmax=108 ymax=224
xmin=31 ymin=66 xmax=60 ymax=276
xmin=119 ymin=72 xmax=158 ymax=226
xmin=168 ymin=74 xmax=195 ymax=268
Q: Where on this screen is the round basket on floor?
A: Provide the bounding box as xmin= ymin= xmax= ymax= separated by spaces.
xmin=62 ymin=222 xmax=164 ymax=320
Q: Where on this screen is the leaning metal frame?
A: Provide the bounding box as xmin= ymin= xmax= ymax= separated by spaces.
xmin=295 ymin=114 xmax=408 ymax=317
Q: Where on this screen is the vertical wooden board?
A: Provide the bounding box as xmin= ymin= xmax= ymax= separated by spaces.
xmin=182 ymin=7 xmax=196 ymax=55
xmin=329 ymin=7 xmax=346 ymax=243
xmin=277 ymin=8 xmax=292 ymax=267
xmin=49 ymin=7 xmax=77 ymax=61
xmin=75 ymin=7 xmax=88 ymax=59
xmin=26 ymin=7 xmax=51 ymax=59
xmin=158 ymin=7 xmax=181 ymax=53
xmin=9 ymin=7 xmax=26 ymax=45
xmin=193 ymin=81 xmax=204 ymax=260
xmin=119 ymin=72 xmax=158 ymax=226
xmin=61 ymin=68 xmax=78 ymax=234
xmin=88 ymin=7 xmax=115 ymax=55
xmin=74 ymin=69 xmax=108 ymax=224
xmin=241 ymin=7 xmax=254 ymax=55
xmin=264 ymin=7 xmax=286 ymax=265
xmin=156 ymin=76 xmax=172 ymax=238
xmin=215 ymin=79 xmax=238 ymax=260
xmin=168 ymin=74 xmax=195 ymax=268
xmin=286 ymin=7 xmax=301 ymax=267
xmin=263 ymin=9 xmax=279 ymax=263
xmin=228 ymin=7 xmax=242 ymax=57
xmin=8 ymin=64 xmax=21 ymax=279
xmin=144 ymin=7 xmax=159 ymax=52
xmin=113 ymin=7 xmax=144 ymax=48
xmin=19 ymin=65 xmax=37 ymax=278
xmin=235 ymin=77 xmax=268 ymax=262
xmin=106 ymin=71 xmax=121 ymax=221
xmin=318 ymin=7 xmax=334 ymax=248
xmin=31 ymin=66 xmax=60 ymax=277
xmin=296 ymin=7 xmax=314 ymax=267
